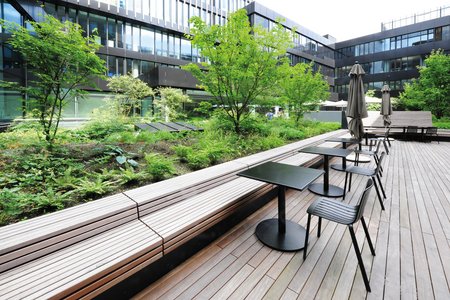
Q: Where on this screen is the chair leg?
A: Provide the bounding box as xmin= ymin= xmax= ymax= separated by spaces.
xmin=376 ymin=174 xmax=386 ymax=199
xmin=349 ymin=173 xmax=353 ymax=192
xmin=361 ymin=217 xmax=376 ymax=256
xmin=344 ymin=172 xmax=349 ymax=200
xmin=303 ymin=214 xmax=312 ymax=259
xmin=317 ymin=217 xmax=322 ymax=237
xmin=383 ymin=140 xmax=389 ymax=155
xmin=348 ymin=225 xmax=372 ymax=292
xmin=374 ymin=156 xmax=383 ymax=177
xmin=372 ymin=177 xmax=385 ymax=210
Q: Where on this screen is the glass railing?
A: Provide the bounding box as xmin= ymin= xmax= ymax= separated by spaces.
xmin=381 ymin=6 xmax=449 ymax=31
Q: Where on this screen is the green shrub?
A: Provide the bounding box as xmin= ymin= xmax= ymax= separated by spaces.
xmin=186 ymin=151 xmax=210 ymax=170
xmin=74 ymin=176 xmax=118 ymax=199
xmin=136 ymin=130 xmax=182 ymax=143
xmin=173 ymin=145 xmax=193 ymax=162
xmin=279 ymin=127 xmax=305 ymax=140
xmin=104 ymin=131 xmax=137 ymax=143
xmin=79 ymin=119 xmax=130 ymax=140
xmin=145 ymin=153 xmax=176 ymax=181
xmin=257 ymin=134 xmax=285 ymax=150
xmin=118 ymin=167 xmax=150 ymax=185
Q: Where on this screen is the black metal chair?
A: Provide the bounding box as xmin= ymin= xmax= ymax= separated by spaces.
xmin=368 ymin=127 xmax=391 ymax=154
xmin=405 ymin=126 xmax=418 ymax=141
xmin=344 ymin=152 xmax=386 ymax=210
xmin=424 ymin=127 xmax=439 ymax=143
xmin=303 ymin=179 xmax=376 ymax=292
xmin=354 ymin=139 xmax=383 ymax=175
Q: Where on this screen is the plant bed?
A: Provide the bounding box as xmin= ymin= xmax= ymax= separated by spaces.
xmin=0 ymin=116 xmax=340 ymax=226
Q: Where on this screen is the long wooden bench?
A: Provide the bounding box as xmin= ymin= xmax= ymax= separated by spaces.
xmin=0 ymin=129 xmax=348 ymax=299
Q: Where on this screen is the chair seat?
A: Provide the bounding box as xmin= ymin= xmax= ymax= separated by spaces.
xmin=346 ymin=165 xmax=376 ymax=176
xmin=307 ymin=197 xmax=358 ymax=225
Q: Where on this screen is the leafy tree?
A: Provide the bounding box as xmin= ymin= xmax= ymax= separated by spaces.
xmin=279 ymin=62 xmax=329 ymax=124
xmin=0 ymin=15 xmax=106 ymax=148
xmin=400 ymin=49 xmax=450 ymax=118
xmin=183 ymin=9 xmax=293 ymax=133
xmin=194 ymin=101 xmax=213 ymax=117
xmin=154 ymin=87 xmax=191 ymax=122
xmin=107 ymin=74 xmax=154 ymax=117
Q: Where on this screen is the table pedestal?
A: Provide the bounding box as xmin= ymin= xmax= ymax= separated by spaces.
xmin=330 ymin=164 xmax=346 ymax=171
xmin=255 ymin=219 xmax=306 ymax=251
xmin=308 ymin=183 xmax=345 ymax=198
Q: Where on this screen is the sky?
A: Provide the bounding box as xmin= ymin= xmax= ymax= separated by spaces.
xmin=255 ymin=0 xmax=449 ymax=42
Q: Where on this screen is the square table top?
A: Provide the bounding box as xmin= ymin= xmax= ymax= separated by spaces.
xmin=237 ymin=161 xmax=324 ymax=191
xmin=325 ymin=137 xmax=360 ymax=144
xmin=299 ymin=146 xmax=353 ymax=158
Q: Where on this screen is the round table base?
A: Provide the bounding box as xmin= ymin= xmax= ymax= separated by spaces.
xmin=255 ymin=219 xmax=306 ymax=251
xmin=330 ymin=164 xmax=346 ymax=171
xmin=308 ymin=183 xmax=344 ymax=198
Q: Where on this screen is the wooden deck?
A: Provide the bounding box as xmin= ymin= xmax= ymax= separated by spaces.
xmin=133 ymin=140 xmax=450 ymax=300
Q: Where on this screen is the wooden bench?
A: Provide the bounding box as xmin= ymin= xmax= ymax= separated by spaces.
xmin=0 ymin=129 xmax=348 ymax=299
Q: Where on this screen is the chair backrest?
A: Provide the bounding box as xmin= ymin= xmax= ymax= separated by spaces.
xmin=354 ymin=178 xmax=374 ymax=222
xmin=407 ymin=126 xmax=418 ymax=133
xmin=373 ymin=139 xmax=382 ymax=154
xmin=426 ymin=127 xmax=437 ymax=134
xmin=375 ymin=151 xmax=386 ymax=175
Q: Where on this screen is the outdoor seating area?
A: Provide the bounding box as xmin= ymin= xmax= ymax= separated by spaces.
xmin=135 ymin=139 xmax=450 ymax=299
xmin=0 ymin=130 xmax=348 ymax=299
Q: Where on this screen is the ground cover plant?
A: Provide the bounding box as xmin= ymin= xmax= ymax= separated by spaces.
xmin=0 ymin=114 xmax=339 ymax=226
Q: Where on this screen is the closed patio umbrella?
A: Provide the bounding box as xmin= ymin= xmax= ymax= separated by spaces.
xmin=381 ymin=84 xmax=392 ymax=127
xmin=346 ymin=63 xmax=368 ymax=140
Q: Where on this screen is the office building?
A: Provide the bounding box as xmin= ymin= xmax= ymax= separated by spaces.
xmin=0 ymin=1 xmax=449 ymax=121
xmin=335 ymin=7 xmax=450 ymax=99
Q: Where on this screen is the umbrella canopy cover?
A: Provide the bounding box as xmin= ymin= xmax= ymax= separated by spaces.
xmin=346 ymin=64 xmax=368 ymax=139
xmin=381 ymin=84 xmax=392 ymax=126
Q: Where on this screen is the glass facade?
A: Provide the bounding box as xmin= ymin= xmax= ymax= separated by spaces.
xmin=251 ymin=13 xmax=335 ymax=79
xmin=0 ymin=0 xmax=250 ymax=119
xmin=335 ymin=25 xmax=450 ymax=59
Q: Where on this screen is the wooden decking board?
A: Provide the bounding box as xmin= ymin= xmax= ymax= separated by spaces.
xmin=194 ymin=242 xmax=262 ymax=299
xmin=135 ymin=141 xmax=450 ymax=300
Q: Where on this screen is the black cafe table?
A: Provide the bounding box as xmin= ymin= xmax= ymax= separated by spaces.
xmin=325 ymin=137 xmax=360 ymax=171
xmin=237 ymin=162 xmax=324 ymax=251
xmin=299 ymin=146 xmax=353 ymax=198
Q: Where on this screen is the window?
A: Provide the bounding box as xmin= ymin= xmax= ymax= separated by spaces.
xmin=161 ymin=32 xmax=168 ymax=56
xmin=141 ymin=27 xmax=154 ymax=54
xmin=117 ymin=20 xmax=124 ymax=48
xmin=133 ymin=25 xmax=140 ymax=51
xmin=107 ymin=56 xmax=116 ymax=76
xmin=181 ymin=38 xmax=192 ymax=61
xmin=155 ymin=30 xmax=162 ymax=55
xmin=78 ymin=11 xmax=88 ymax=37
xmin=2 ymin=3 xmax=22 ymax=31
xmin=125 ymin=24 xmax=132 ymax=50
xmin=107 ymin=19 xmax=116 ymax=47
xmin=141 ymin=60 xmax=155 ymax=74
xmin=434 ymin=27 xmax=442 ymax=41
xmin=443 ymin=25 xmax=450 ymax=41
xmin=117 ymin=57 xmax=124 ymax=75
xmin=89 ymin=14 xmax=107 ymax=45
